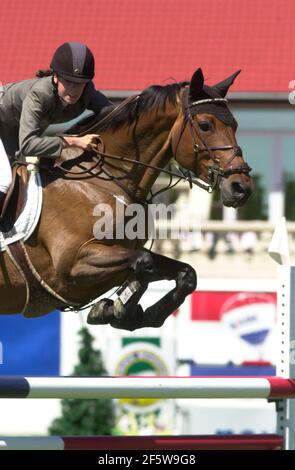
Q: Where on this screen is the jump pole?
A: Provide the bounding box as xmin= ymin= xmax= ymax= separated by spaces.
xmin=0 ymin=434 xmax=284 ymax=450
xmin=0 ymin=376 xmax=294 ymax=399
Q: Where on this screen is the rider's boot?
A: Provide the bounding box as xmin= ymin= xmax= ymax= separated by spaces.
xmin=0 ymin=191 xmax=6 ymax=220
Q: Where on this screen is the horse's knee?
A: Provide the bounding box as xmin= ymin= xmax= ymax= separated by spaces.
xmin=177 ymin=265 xmax=197 ymax=293
xmin=132 ymin=251 xmax=156 ymax=281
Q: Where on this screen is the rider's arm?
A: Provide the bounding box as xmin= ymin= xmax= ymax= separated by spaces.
xmin=20 ymin=87 xmax=106 ymax=156
xmin=19 ymin=90 xmax=63 ymax=158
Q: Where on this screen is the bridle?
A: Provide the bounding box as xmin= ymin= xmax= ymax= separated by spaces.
xmin=173 ymin=88 xmax=252 ymax=192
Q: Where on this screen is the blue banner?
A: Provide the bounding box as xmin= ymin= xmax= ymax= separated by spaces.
xmin=0 ymin=311 xmax=60 ymax=375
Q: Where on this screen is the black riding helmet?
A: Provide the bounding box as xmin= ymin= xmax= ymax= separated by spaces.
xmin=50 ymin=42 xmax=95 ymax=83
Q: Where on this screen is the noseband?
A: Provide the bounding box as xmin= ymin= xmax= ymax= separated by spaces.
xmin=174 ymin=88 xmax=252 ymax=192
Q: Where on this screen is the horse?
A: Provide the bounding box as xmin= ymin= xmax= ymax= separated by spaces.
xmin=0 ymin=67 xmax=253 ymax=330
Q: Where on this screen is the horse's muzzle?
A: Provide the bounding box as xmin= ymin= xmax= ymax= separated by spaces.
xmin=220 ymin=175 xmax=253 ymax=208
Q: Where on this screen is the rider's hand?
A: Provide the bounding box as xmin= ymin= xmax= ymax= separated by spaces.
xmin=62 ymin=134 xmax=100 ymax=151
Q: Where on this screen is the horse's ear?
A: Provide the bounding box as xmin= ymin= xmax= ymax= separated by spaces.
xmin=189 ymin=68 xmax=204 ymax=101
xmin=214 ymin=70 xmax=241 ymax=97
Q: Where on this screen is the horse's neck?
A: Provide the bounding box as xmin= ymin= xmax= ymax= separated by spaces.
xmin=136 ymin=107 xmax=179 ymax=198
xmin=101 ymin=105 xmax=179 ymax=199
xmin=135 ymin=132 xmax=174 ymax=200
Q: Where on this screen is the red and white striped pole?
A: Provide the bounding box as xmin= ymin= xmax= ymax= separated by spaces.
xmin=0 ymin=434 xmax=284 ymax=451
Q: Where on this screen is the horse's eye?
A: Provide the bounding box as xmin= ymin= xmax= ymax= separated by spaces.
xmin=199 ymin=121 xmax=211 ymax=132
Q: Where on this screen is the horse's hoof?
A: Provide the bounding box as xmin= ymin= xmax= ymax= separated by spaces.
xmin=87 ymin=299 xmax=114 ymax=325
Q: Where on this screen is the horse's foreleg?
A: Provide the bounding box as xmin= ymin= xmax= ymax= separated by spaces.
xmin=88 ymin=249 xmax=196 ymax=330
xmin=87 ymin=250 xmax=153 ymax=326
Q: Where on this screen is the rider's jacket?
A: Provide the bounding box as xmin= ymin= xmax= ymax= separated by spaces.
xmin=0 ymin=76 xmax=113 ymax=157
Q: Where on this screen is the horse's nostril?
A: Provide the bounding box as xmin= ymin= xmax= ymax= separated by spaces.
xmin=231 ymin=182 xmax=247 ymax=195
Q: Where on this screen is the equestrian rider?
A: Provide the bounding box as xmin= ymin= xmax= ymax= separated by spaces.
xmin=0 ymin=41 xmax=114 ymax=215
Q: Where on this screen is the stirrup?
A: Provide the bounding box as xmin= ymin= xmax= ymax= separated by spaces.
xmin=25 ymin=156 xmax=39 ymax=173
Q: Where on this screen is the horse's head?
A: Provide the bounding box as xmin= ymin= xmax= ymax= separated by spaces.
xmin=172 ymin=68 xmax=253 ymax=208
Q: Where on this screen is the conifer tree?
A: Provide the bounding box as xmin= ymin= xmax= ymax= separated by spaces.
xmin=49 ymin=327 xmax=115 ymax=435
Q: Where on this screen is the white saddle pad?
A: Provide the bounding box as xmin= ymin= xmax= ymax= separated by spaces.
xmin=0 ymin=172 xmax=43 ymax=252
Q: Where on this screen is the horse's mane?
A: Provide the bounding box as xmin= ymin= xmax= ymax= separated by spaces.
xmin=52 ymin=81 xmax=189 ymax=178
xmin=96 ymin=81 xmax=188 ymax=132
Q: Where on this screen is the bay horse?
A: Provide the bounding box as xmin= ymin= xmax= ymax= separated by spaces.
xmin=0 ymin=68 xmax=253 ymax=330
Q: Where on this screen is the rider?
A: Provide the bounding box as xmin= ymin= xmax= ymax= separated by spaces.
xmin=0 ymin=41 xmax=114 ymax=214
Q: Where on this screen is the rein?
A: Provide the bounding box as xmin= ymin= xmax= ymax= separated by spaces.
xmin=40 ymin=87 xmax=251 ymax=199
